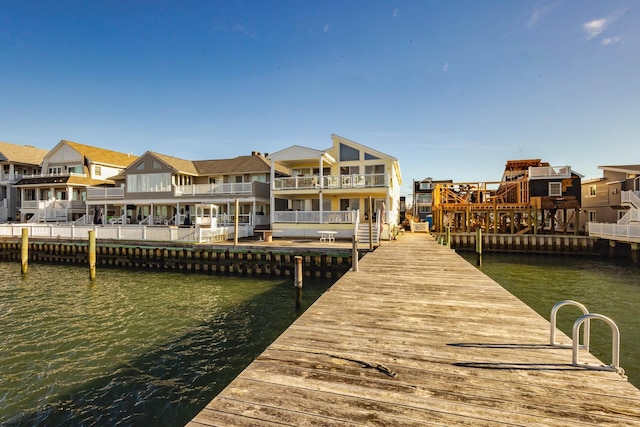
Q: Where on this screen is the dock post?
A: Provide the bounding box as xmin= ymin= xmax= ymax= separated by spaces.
xmin=294 ymin=255 xmax=303 ymax=309
xmin=446 ymin=226 xmax=451 ymax=248
xmin=88 ymin=230 xmax=96 ymax=280
xmin=476 ymin=228 xmax=482 ymax=266
xmin=352 ymin=235 xmax=359 ymax=272
xmin=21 ymin=227 xmax=29 ymax=275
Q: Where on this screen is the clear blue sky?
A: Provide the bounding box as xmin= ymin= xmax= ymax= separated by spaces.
xmin=2 ymin=1 xmax=639 ymax=196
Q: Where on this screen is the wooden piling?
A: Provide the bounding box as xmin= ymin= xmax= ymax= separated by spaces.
xmin=21 ymin=228 xmax=29 ymax=274
xmin=476 ymin=228 xmax=482 ymax=266
xmin=352 ymin=235 xmax=359 ymax=272
xmin=294 ymin=255 xmax=303 ymax=308
xmin=88 ymin=230 xmax=96 ymax=280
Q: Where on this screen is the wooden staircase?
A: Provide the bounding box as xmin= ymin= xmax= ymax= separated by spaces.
xmin=357 ymin=222 xmax=380 ymax=245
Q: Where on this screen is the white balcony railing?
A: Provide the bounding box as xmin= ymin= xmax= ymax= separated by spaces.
xmin=87 ymin=186 xmax=125 ymax=199
xmin=175 ymin=182 xmax=252 ymax=196
xmin=273 ymin=174 xmax=387 ymax=191
xmin=528 ymin=166 xmax=571 ymax=180
xmin=21 ymin=199 xmax=86 ymax=210
xmin=0 ymin=173 xmax=24 ymax=182
xmin=21 ymin=172 xmax=87 ymax=179
xmin=273 ymin=210 xmax=357 ymax=224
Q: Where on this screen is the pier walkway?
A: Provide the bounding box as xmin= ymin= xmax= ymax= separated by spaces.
xmin=188 ymin=233 xmax=640 ymax=426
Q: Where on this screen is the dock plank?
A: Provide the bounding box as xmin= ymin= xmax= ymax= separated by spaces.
xmin=188 ymin=233 xmax=640 ymax=426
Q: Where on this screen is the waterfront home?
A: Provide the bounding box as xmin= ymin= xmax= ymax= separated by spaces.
xmin=431 ymin=159 xmax=582 ymax=234
xmin=0 ymin=142 xmax=49 ymax=223
xmin=13 ymin=140 xmax=136 ymax=223
xmin=583 ymin=164 xmax=640 ymax=245
xmin=86 ymin=150 xmax=290 ymax=228
xmin=267 ymin=134 xmax=403 ymax=242
xmin=413 ymin=177 xmax=453 ymax=226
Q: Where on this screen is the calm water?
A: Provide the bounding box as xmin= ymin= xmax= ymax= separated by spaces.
xmin=460 ymin=252 xmax=640 ymax=388
xmin=0 ymin=263 xmax=333 ymax=426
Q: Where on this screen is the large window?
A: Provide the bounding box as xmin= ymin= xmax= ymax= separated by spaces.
xmin=365 ymin=164 xmax=384 ymax=174
xmin=588 ymin=185 xmax=596 ymax=197
xmin=340 ymin=198 xmax=360 ymax=211
xmin=340 ymin=166 xmax=360 ymax=175
xmin=127 ymin=173 xmax=172 ymax=192
xmin=339 ymin=143 xmax=359 ymax=161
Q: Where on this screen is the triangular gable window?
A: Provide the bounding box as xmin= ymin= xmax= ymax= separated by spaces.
xmin=364 ymin=152 xmax=380 ymax=160
xmin=339 ymin=143 xmax=359 ymax=161
xmin=136 ymin=161 xmax=145 ymax=170
xmin=152 ymin=160 xmax=162 ymax=169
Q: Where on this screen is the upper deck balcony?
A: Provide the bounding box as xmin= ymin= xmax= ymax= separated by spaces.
xmin=86 ymin=181 xmax=269 ymax=202
xmin=175 ymin=182 xmax=254 ymax=196
xmin=527 ymin=166 xmax=571 ymax=180
xmin=273 ymin=173 xmax=387 ymax=191
xmin=0 ymin=172 xmax=24 ymax=184
xmin=87 ymin=186 xmax=125 ymax=200
xmin=21 ymin=172 xmax=88 ymax=179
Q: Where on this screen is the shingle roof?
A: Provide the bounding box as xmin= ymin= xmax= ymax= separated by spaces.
xmin=148 ymin=152 xmax=200 ymax=175
xmin=194 ymin=154 xmax=289 ymax=175
xmin=0 ymin=141 xmax=48 ymax=165
xmin=62 ymin=140 xmax=137 ymax=167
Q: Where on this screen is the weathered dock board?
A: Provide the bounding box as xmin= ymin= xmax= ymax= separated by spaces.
xmin=187 ymin=232 xmax=640 ymax=426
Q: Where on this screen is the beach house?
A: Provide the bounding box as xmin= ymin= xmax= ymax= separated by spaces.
xmin=0 ymin=142 xmax=49 ymax=223
xmin=267 ymin=134 xmax=403 ymax=242
xmin=14 ymin=140 xmax=135 ymax=223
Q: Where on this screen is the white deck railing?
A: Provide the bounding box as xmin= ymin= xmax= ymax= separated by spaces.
xmin=87 ymin=186 xmax=125 ymax=199
xmin=621 ymin=191 xmax=640 ymax=209
xmin=587 ymin=222 xmax=640 ymax=243
xmin=21 ymin=200 xmax=86 ymax=210
xmin=0 ymin=223 xmax=245 ymax=243
xmin=272 ymin=210 xmax=357 ymax=224
xmin=21 ymin=172 xmax=87 ymax=179
xmin=273 ymin=173 xmax=387 ymax=190
xmin=0 ymin=173 xmax=23 ymax=182
xmin=175 ymin=182 xmax=252 ymax=196
xmin=528 ymin=166 xmax=571 ymax=180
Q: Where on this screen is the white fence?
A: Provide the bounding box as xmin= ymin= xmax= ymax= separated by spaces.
xmin=0 ymin=223 xmax=252 ymax=243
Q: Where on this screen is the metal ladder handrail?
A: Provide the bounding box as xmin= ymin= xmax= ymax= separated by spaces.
xmin=572 ymin=313 xmax=622 ymax=373
xmin=550 ymin=300 xmax=590 ymax=350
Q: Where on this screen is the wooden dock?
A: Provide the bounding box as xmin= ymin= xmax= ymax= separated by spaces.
xmin=187 ymin=232 xmax=640 ymax=426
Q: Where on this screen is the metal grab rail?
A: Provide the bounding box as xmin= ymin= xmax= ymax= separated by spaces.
xmin=572 ymin=313 xmax=622 ymax=373
xmin=550 ymin=300 xmax=590 ymax=349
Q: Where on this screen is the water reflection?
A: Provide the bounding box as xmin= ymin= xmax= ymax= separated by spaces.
xmin=0 ymin=263 xmax=333 ymax=426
